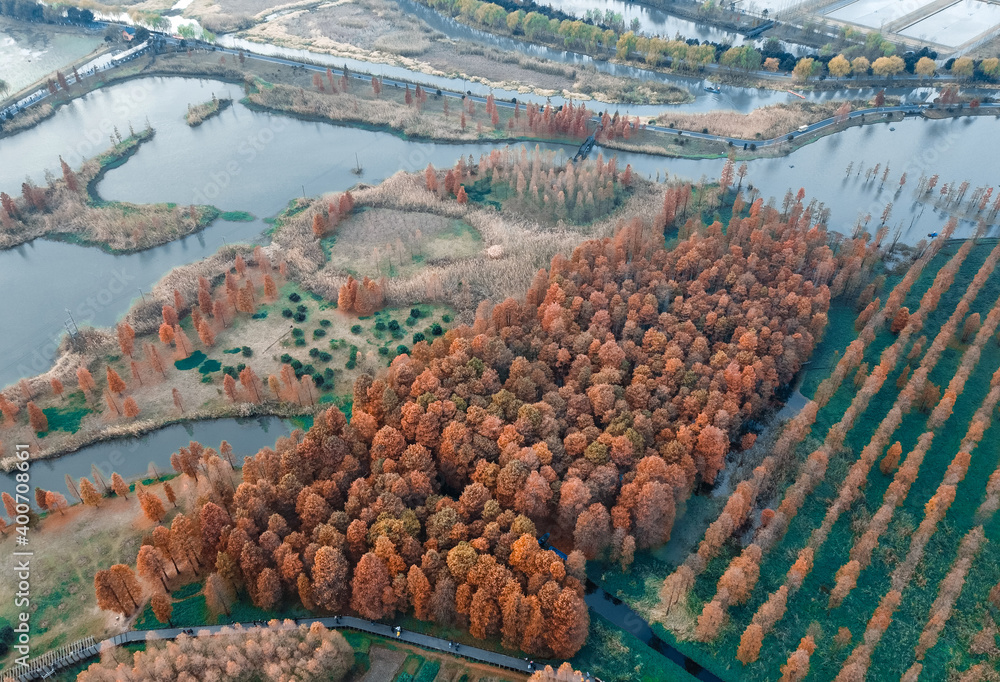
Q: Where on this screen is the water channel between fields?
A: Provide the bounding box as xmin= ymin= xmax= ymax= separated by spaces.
xmin=219 ymin=0 xmax=932 ymax=118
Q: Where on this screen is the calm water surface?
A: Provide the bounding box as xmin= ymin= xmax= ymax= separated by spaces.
xmin=0 ymin=417 xmax=290 ymax=498
xmin=0 ymin=77 xmax=997 ymax=391
xmin=0 ymin=17 xmax=104 ymax=93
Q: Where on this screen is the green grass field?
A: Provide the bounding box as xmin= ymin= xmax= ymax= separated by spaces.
xmin=607 ymin=239 xmax=1000 ymax=680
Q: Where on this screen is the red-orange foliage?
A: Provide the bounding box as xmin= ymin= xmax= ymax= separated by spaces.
xmin=881 ymin=441 xmax=902 ymax=474
xmin=962 ymin=312 xmax=981 ymax=343
xmin=737 ymin=623 xmax=763 ymax=664
xmin=162 ymin=304 xmax=179 ymax=328
xmin=106 ymin=367 xmax=126 ymax=395
xmin=117 ymin=322 xmax=135 ymax=357
xmin=111 ymin=197 xmax=852 ymax=657
xmin=338 ymin=275 xmax=385 ymax=315
xmin=197 ymin=320 xmax=216 ymax=347
xmin=27 ymin=401 xmax=47 ymax=433
xmin=173 ymin=325 xmax=193 ymax=359
xmin=123 ymin=396 xmax=140 ymax=418
xmin=264 ymin=274 xmax=278 ymax=300
xmin=223 ymin=374 xmax=237 ymax=401
xmin=890 ymin=306 xmax=910 ymax=333
xmin=780 ymin=635 xmax=816 ymax=681
xmin=158 ymin=323 xmax=174 ymax=345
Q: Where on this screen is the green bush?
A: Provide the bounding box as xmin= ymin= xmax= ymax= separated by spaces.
xmin=346 ymin=359 xmax=356 ymax=369
xmin=293 ymin=312 xmax=306 ymax=323
xmin=442 ymin=314 xmax=452 ymax=323
xmin=290 ymin=359 xmax=303 ymax=370
xmin=413 ymin=332 xmax=425 ymax=343
xmin=281 ymin=308 xmax=293 ymax=318
xmin=291 ymin=328 xmax=304 ymax=338
xmin=318 ymin=351 xmax=332 ymax=362
xmin=313 ymin=328 xmax=327 ymax=339
xmin=410 ymin=308 xmax=422 ymax=319
xmin=375 ymin=320 xmax=386 ymax=331
xmin=295 ymin=338 xmax=306 ymax=346
xmin=430 ymin=323 xmax=443 ymax=336
xmin=319 ymin=319 xmax=331 ymax=327
xmin=378 ymin=346 xmax=389 ymax=356
xmin=351 ymin=325 xmax=362 ymax=334
xmin=296 ymin=304 xmax=307 ymax=313
xmin=309 ymin=348 xmax=320 ymax=358
xmin=396 ymin=345 xmax=409 ymax=355
xmin=388 ymin=320 xmax=400 ymax=331
xmin=241 ymin=346 xmax=253 ymax=357
xmin=288 ymin=292 xmax=301 ymax=302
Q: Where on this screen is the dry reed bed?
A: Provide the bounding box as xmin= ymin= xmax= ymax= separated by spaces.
xmin=655 ymin=101 xmax=852 ymax=140
xmin=272 ymin=167 xmax=661 ymax=311
xmin=233 ymin=0 xmax=686 ymax=103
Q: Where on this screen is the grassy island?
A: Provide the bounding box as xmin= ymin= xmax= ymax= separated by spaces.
xmin=185 ymin=95 xmax=233 ymax=126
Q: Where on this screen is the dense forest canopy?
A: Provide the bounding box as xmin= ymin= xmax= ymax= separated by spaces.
xmin=111 ymin=183 xmax=877 ymax=659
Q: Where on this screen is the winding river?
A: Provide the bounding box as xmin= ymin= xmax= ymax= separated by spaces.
xmin=0 ymin=76 xmax=996 ymax=390
xmin=0 ymin=37 xmax=997 ymax=682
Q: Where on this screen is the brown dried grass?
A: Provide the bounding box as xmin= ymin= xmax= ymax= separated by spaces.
xmin=655 ymin=101 xmax=849 ymax=140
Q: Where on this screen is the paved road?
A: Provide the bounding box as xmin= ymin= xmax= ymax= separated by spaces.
xmin=4 ymin=30 xmax=996 ymax=154
xmin=114 ymin=616 xmax=539 ymax=672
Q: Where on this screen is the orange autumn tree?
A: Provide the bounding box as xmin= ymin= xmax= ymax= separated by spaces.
xmin=337 ymin=275 xmax=385 ymax=314
xmin=123 ymin=396 xmax=141 ymax=418
xmin=77 ymin=366 xmax=97 ymax=394
xmin=27 ymin=402 xmax=48 ymax=433
xmin=117 ymin=322 xmax=135 ymax=357
xmin=109 ymin=192 xmax=853 ymax=660
xmin=106 ymin=367 xmax=127 ymax=395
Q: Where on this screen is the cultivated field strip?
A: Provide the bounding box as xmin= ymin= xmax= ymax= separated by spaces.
xmin=826 ymin=295 xmax=1000 ymax=608
xmin=684 ymin=238 xmax=980 ymax=643
xmin=656 ymin=234 xmax=949 ymax=616
xmin=729 ymin=238 xmax=1000 ymax=660
xmin=832 ymin=359 xmax=1000 ymax=680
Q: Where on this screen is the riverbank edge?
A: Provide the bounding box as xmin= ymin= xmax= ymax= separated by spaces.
xmin=0 ymin=125 xmax=237 ymax=256
xmin=388 ymin=0 xmax=1000 ymax=95
xmin=0 ymin=402 xmax=315 ymax=472
xmin=4 ymin=56 xmax=988 ymax=186
xmin=186 ymin=96 xmax=234 ymax=126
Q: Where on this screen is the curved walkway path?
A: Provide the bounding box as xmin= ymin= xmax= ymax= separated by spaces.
xmin=7 ymin=616 xmax=542 ymax=681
